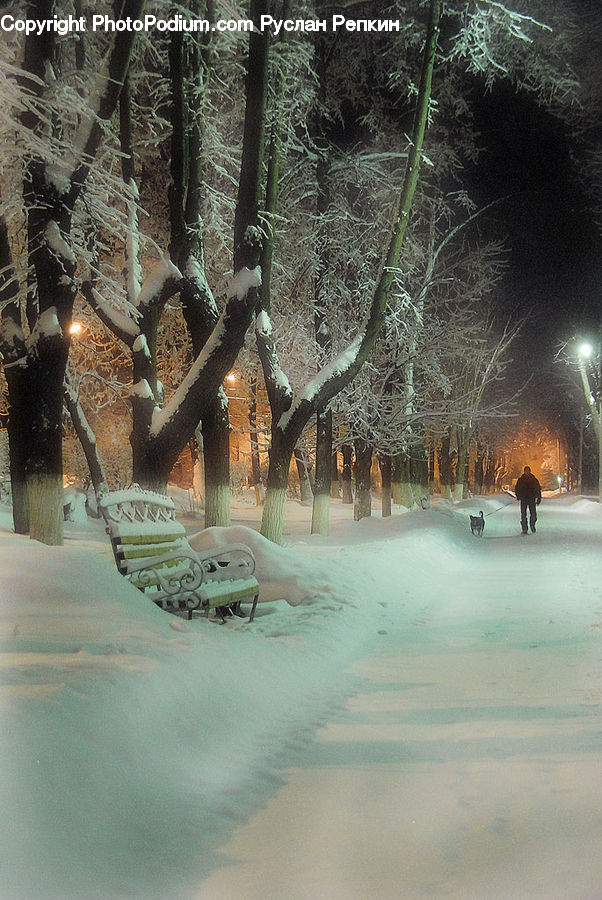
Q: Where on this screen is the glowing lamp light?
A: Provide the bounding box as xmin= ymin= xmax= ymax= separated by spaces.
xmin=579 ymin=342 xmax=593 ymax=359
xmin=69 ymin=322 xmax=82 ymax=336
xmin=225 ymin=372 xmax=237 ymax=383
xmin=557 ymin=475 xmax=562 ymax=484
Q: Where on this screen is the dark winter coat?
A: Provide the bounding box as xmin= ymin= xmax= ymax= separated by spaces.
xmin=514 ymin=472 xmax=542 ymax=502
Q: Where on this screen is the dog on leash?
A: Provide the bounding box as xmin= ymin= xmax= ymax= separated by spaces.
xmin=469 ymin=511 xmax=485 ymax=537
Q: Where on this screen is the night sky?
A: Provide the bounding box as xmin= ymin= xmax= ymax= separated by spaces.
xmin=465 ymin=77 xmax=601 ymax=433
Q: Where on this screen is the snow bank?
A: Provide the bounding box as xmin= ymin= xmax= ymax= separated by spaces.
xmin=1 ymin=524 xmax=375 ymax=899
xmin=554 ymin=496 xmax=602 ymax=516
xmin=189 ymin=524 xmax=354 ymax=607
xmin=167 ymin=483 xmax=199 ymax=514
xmin=62 ymin=488 xmax=87 ymax=524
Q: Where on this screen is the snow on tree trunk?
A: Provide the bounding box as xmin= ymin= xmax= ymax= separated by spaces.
xmin=260 ymin=486 xmax=288 ymax=545
xmin=28 ymin=474 xmax=63 ymax=546
xmin=204 ymin=482 xmax=231 ymax=529
xmin=311 ymin=492 xmax=330 ymax=536
xmin=260 ymin=431 xmax=295 ymax=543
xmin=353 ymin=439 xmax=373 ymax=521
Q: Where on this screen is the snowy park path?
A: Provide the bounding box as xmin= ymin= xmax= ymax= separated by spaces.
xmin=3 ymin=495 xmax=601 ymax=899
xmin=197 ymin=498 xmax=602 ymax=899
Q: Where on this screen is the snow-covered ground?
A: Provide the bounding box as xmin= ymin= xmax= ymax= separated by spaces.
xmin=2 ymin=493 xmax=601 ymax=899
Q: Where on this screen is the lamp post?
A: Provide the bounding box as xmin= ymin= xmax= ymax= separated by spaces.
xmin=577 ymin=409 xmax=584 ymax=494
xmin=577 ymin=339 xmax=602 ymax=499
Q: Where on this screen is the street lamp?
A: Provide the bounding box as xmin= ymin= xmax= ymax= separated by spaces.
xmin=579 ymin=342 xmax=593 ymax=359
xmin=577 ymin=338 xmax=602 ymax=499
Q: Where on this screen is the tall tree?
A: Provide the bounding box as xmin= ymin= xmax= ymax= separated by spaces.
xmin=256 ymin=0 xmax=442 ymax=543
xmin=82 ymin=0 xmax=270 ymax=497
xmin=0 ymin=0 xmax=144 ymax=543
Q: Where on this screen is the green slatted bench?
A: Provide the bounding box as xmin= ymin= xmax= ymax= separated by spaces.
xmin=98 ymin=487 xmax=260 ymax=622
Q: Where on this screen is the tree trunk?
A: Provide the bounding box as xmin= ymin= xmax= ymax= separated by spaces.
xmin=463 ymin=443 xmax=471 ymax=497
xmin=391 ymin=453 xmax=402 ymax=504
xmin=28 ymin=474 xmax=63 ymax=546
xmin=474 ymin=443 xmax=485 ymax=494
xmin=5 ymin=375 xmax=29 ymax=534
xmin=438 ymin=430 xmax=452 ymax=499
xmin=341 ymin=444 xmax=353 ymax=504
xmin=427 ymin=440 xmax=435 ymax=492
xmin=14 ymin=0 xmax=144 ymax=545
xmin=261 ymin=484 xmax=288 ymax=544
xmin=8 ymin=456 xmax=29 ymax=533
xmin=0 ymin=229 xmax=28 ymax=533
xmin=311 ymin=35 xmax=333 ymax=536
xmin=199 ymin=385 xmax=231 ymax=524
xmin=353 ymin=439 xmax=373 ymax=521
xmin=484 ymin=452 xmax=497 ymax=493
xmin=414 ymin=448 xmax=430 ymax=498
xmin=260 ymin=432 xmax=295 ymax=543
xmin=64 ymin=374 xmax=109 ymax=497
xmin=248 ymin=377 xmax=263 ymax=504
xmin=25 ymin=332 xmax=70 ymax=544
xmin=202 ymin=392 xmax=231 ymax=527
xmin=193 ymin=426 xmax=205 ymax=504
xmin=311 ymin=408 xmax=332 ymax=534
xmin=393 ymin=452 xmax=414 ymax=507
xmin=168 ymin=18 xmax=232 ymax=525
xmin=379 ymin=454 xmax=392 ymax=517
xmin=454 ymin=428 xmax=469 ymax=501
xmin=294 ymin=448 xmax=313 ymax=503
xmin=331 ymin=450 xmax=339 ymax=498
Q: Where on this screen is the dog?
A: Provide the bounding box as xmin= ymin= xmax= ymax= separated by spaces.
xmin=469 ymin=510 xmax=485 ymax=537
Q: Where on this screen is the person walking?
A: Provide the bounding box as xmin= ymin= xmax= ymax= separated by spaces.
xmin=514 ymin=465 xmax=542 ymax=535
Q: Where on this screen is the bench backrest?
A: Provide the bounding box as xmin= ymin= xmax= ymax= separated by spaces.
xmin=98 ymin=487 xmax=191 ymax=581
